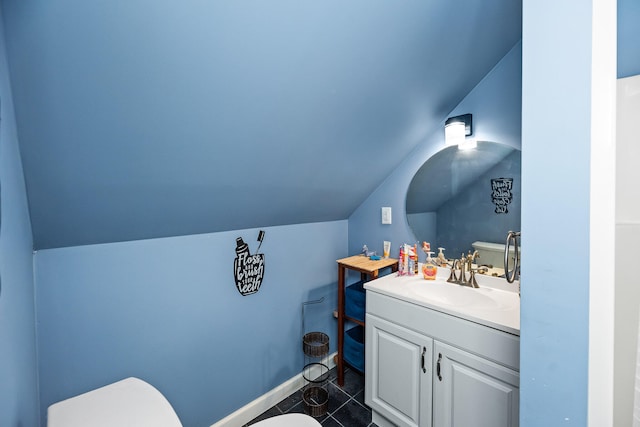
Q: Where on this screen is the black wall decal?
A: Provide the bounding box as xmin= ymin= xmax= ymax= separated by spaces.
xmin=233 ymin=232 xmax=265 ymax=296
xmin=491 ymin=177 xmax=514 ymax=214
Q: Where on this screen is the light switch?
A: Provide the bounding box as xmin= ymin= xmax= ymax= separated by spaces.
xmin=381 ymin=207 xmax=392 ymax=224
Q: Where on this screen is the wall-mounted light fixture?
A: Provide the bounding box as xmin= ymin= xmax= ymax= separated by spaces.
xmin=445 ymin=113 xmax=475 ymax=150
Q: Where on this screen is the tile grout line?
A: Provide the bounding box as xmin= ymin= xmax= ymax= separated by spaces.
xmin=249 ymin=367 xmax=372 ymax=426
xmin=325 ymin=395 xmax=350 ymax=419
xmin=327 ymin=414 xmax=345 ymax=427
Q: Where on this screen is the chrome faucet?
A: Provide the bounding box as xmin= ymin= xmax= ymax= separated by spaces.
xmin=446 ymin=250 xmax=491 ymax=288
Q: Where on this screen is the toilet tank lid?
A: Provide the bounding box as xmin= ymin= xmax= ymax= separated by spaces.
xmin=47 ymin=377 xmax=182 ymax=427
xmin=472 ymin=241 xmax=510 ymax=252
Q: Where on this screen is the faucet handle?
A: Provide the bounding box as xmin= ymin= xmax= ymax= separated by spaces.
xmin=458 ymin=253 xmax=468 ymax=283
xmin=447 ymin=259 xmax=459 ymax=283
xmin=467 ymin=266 xmax=488 ymax=288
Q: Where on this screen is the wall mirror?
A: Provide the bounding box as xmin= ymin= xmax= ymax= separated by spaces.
xmin=406 ymin=141 xmax=521 ymax=263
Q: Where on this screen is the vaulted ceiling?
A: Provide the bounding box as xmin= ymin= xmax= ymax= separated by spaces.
xmin=1 ymin=0 xmax=522 ymax=249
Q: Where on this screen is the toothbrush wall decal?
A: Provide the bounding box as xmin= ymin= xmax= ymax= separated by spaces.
xmin=491 ymin=177 xmax=514 ymax=214
xmin=233 ymin=230 xmax=265 ymax=296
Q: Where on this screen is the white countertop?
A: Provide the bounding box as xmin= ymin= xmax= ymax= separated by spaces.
xmin=363 ymin=265 xmax=520 ymax=336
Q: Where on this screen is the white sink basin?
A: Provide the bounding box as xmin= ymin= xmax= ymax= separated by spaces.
xmin=407 ymin=283 xmax=503 ymax=310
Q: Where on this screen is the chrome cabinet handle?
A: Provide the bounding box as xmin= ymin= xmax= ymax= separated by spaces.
xmin=437 ymin=353 xmax=443 ymax=381
xmin=421 ymin=347 xmax=427 ymax=373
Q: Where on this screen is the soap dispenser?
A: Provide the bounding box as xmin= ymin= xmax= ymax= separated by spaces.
xmin=436 ymin=247 xmax=447 ymax=266
xmin=423 ymin=251 xmax=437 ymax=280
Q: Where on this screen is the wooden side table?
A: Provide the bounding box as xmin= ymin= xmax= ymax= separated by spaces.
xmin=336 ymin=255 xmax=398 ymax=386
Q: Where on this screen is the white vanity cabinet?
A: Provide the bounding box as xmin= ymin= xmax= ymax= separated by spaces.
xmin=366 ymin=314 xmax=433 ymax=427
xmin=433 ymin=341 xmax=519 ymax=427
xmin=364 ymin=287 xmax=520 ymax=427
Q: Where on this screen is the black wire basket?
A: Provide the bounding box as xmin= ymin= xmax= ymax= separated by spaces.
xmin=301 ymin=299 xmax=329 ymax=418
xmin=302 ymin=385 xmax=329 ymax=417
xmin=302 ymin=331 xmax=329 ymax=358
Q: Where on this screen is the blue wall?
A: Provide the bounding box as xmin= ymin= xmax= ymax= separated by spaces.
xmin=520 ymin=0 xmax=597 ymax=424
xmin=0 ymin=5 xmax=40 ymax=426
xmin=619 ymin=0 xmax=640 ymax=78
xmin=34 ymin=221 xmax=346 ymax=427
xmin=348 ymin=41 xmax=522 ymax=261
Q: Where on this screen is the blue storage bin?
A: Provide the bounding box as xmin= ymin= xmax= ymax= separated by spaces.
xmin=344 ymin=325 xmax=364 ymax=373
xmin=345 ymin=280 xmax=366 ymax=323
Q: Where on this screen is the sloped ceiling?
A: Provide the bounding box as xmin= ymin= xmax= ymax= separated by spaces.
xmin=1 ymin=0 xmax=521 ymax=249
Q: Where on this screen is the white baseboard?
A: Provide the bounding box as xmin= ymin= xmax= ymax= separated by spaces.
xmin=211 ymin=352 xmax=337 ymax=427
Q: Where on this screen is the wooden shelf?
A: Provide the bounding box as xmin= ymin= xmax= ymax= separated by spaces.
xmin=335 ymin=255 xmax=398 ymax=386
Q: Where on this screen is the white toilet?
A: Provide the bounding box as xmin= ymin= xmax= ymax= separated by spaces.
xmin=471 ymin=240 xmax=517 ymax=271
xmin=47 ymin=377 xmax=321 ymax=427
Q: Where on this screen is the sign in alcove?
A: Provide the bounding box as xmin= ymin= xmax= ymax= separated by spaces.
xmin=233 ymin=230 xmax=265 ymax=296
xmin=491 ymin=177 xmax=514 ymax=214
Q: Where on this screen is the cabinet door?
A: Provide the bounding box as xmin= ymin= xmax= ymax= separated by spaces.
xmin=433 ymin=341 xmax=519 ymax=427
xmin=366 ymin=314 xmax=433 ymax=427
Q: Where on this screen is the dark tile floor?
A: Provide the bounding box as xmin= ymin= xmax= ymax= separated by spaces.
xmin=246 ymin=367 xmax=379 ymax=427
